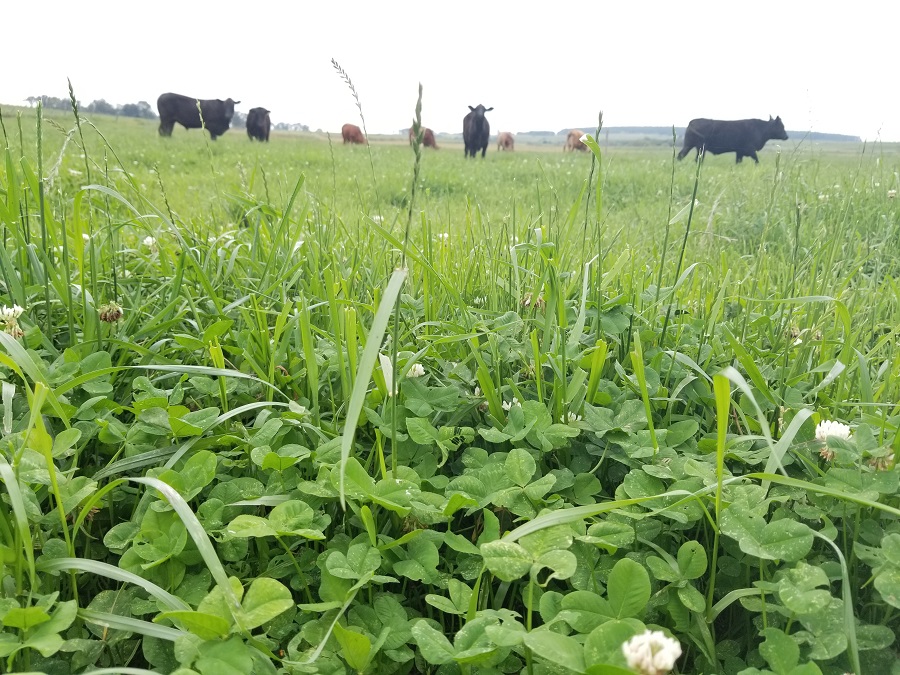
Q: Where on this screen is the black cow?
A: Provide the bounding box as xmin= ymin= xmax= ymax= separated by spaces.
xmin=157 ymin=93 xmax=240 ymax=140
xmin=463 ymin=104 xmax=493 ymax=158
xmin=677 ymin=116 xmax=788 ymax=164
xmin=246 ymin=107 xmax=271 ymax=142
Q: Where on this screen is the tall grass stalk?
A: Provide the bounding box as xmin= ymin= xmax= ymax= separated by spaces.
xmin=654 ymin=127 xmax=678 ymax=307
xmin=660 ymin=148 xmax=703 ymax=343
xmin=68 ymin=80 xmax=100 ymax=344
xmin=331 ymin=58 xmax=380 ymax=208
xmin=35 ymin=102 xmax=52 ymax=338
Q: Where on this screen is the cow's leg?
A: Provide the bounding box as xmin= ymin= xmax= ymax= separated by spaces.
xmin=735 ymin=154 xmax=743 ymax=163
xmin=481 ymin=146 xmax=487 ymax=158
xmin=158 ymin=120 xmax=174 ymax=136
xmin=749 ymin=151 xmax=759 ymax=164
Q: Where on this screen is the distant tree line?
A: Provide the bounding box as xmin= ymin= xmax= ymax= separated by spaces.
xmin=24 ymin=95 xmax=156 ymax=119
xmin=24 ymin=95 xmax=72 ymax=111
xmin=274 ymin=122 xmax=309 ymax=132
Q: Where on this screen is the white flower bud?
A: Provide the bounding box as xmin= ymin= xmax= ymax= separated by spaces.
xmin=502 ymin=397 xmax=520 ymax=412
xmin=621 ymin=630 xmax=682 ymax=675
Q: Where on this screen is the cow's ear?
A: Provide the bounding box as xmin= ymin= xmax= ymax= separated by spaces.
xmin=769 ymin=115 xmax=773 ymax=121
xmin=468 ymin=106 xmax=475 ymax=112
xmin=234 ymin=100 xmax=241 ymax=105
xmin=485 ymin=107 xmax=494 ymax=112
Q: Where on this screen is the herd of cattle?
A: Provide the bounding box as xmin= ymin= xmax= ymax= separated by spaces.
xmin=155 ymin=93 xmax=789 ymax=163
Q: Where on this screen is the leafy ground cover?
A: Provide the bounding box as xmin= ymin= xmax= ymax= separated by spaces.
xmin=0 ymin=100 xmax=899 ymax=675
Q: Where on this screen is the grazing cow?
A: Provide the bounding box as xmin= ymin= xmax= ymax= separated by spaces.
xmin=342 ymin=123 xmax=366 ymax=145
xmin=564 ymin=129 xmax=587 ymax=152
xmin=677 ymin=116 xmax=788 ymax=163
xmin=408 ymin=126 xmax=439 ymax=149
xmin=463 ymin=104 xmax=493 ymax=158
xmin=497 ymin=131 xmax=514 ymax=151
xmin=246 ymin=107 xmax=271 ymax=142
xmin=157 ymin=93 xmax=240 ymax=140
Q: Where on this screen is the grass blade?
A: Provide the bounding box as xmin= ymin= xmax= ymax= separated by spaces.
xmin=338 ymin=268 xmax=407 ymax=507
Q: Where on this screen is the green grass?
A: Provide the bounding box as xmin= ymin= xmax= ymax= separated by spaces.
xmin=1 ymin=102 xmax=900 ymax=675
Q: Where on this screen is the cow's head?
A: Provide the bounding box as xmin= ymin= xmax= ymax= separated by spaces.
xmin=768 ymin=115 xmax=788 ymax=140
xmin=468 ymin=104 xmax=494 ymax=118
xmin=223 ymin=98 xmax=239 ymax=119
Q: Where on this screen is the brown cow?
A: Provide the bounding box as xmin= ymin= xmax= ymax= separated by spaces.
xmin=408 ymin=126 xmax=439 ymax=149
xmin=564 ymin=129 xmax=588 ymax=152
xmin=342 ymin=123 xmax=366 ymax=145
xmin=497 ymin=131 xmax=514 ymax=151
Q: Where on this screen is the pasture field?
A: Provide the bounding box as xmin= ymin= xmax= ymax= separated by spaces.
xmin=1 ymin=103 xmax=900 ymax=675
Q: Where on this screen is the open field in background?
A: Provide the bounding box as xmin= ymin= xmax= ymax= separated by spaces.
xmin=1 ymin=103 xmax=900 ymax=675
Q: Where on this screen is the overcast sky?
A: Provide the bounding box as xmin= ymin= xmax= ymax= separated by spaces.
xmin=3 ymin=0 xmax=897 ymax=140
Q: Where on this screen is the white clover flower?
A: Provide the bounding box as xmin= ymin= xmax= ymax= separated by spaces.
xmin=407 ymin=363 xmax=425 ymax=378
xmin=818 ymin=193 xmax=828 ymax=202
xmin=473 ymin=296 xmax=486 ymax=307
xmin=564 ymin=411 xmax=582 ymax=423
xmin=82 ymin=232 xmax=91 ymax=242
xmin=474 ymin=386 xmax=482 ymax=397
xmin=143 ymin=236 xmax=157 ymax=249
xmin=437 ymin=232 xmax=450 ymax=243
xmin=622 ymin=630 xmax=682 ymax=675
xmin=815 ymin=420 xmax=851 ymax=442
xmin=372 ymin=215 xmax=383 ymax=224
xmin=502 ymin=397 xmax=520 ymax=412
xmin=889 ymin=189 xmax=897 ymax=199
xmin=0 ymin=305 xmax=24 ymax=321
